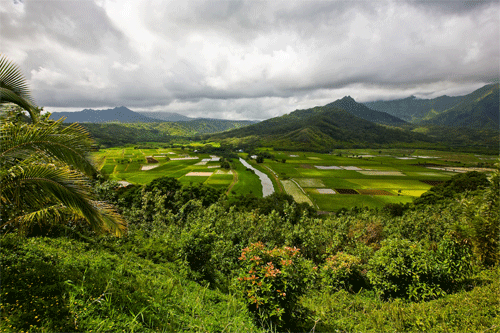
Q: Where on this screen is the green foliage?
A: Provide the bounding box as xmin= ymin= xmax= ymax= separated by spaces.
xmin=0 ymin=235 xmax=259 ymax=332
xmin=303 ymin=268 xmax=500 ymax=332
xmin=367 ymin=236 xmax=473 ymax=301
xmin=415 ymin=171 xmax=489 ymax=205
xmin=459 ymin=168 xmax=500 ymax=266
xmin=319 ymin=252 xmax=366 ymax=292
xmin=81 ymin=120 xmax=254 ymax=147
xmin=234 ymin=242 xmax=314 ymax=329
xmin=2 ymin=139 xmax=498 ymax=331
xmin=0 ymin=91 xmax=125 ymax=237
xmin=367 ymin=238 xmax=445 ymax=301
xmin=0 ymin=55 xmax=38 ymax=121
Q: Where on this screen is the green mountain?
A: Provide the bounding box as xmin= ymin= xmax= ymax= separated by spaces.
xmin=50 ymin=106 xmax=162 ymax=123
xmin=136 ymin=111 xmax=191 ymax=122
xmin=212 ymin=100 xmax=430 ymax=151
xmin=364 ymin=95 xmax=463 ymax=122
xmin=364 ymin=83 xmax=499 ymax=130
xmin=328 ymin=96 xmax=406 ymax=125
xmin=420 ymin=83 xmax=499 ymax=130
xmin=81 ymin=119 xmax=256 ymax=147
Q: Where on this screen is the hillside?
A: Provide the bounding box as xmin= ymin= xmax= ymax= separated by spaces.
xmin=136 ymin=111 xmax=191 ymax=122
xmin=82 ymin=119 xmax=256 ymax=147
xmin=211 ymin=101 xmax=431 ymax=151
xmin=420 ymin=83 xmax=499 ymax=130
xmin=364 ymin=95 xmax=463 ymax=122
xmin=328 ymin=96 xmax=406 ymax=125
xmin=363 ymin=83 xmax=499 ymax=130
xmin=50 ymin=106 xmax=162 ymax=123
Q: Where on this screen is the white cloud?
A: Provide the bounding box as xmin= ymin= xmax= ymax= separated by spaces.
xmin=30 ymin=67 xmax=69 ymax=88
xmin=2 ymin=0 xmax=499 ymax=119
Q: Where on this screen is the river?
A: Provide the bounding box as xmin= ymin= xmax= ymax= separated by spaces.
xmin=239 ymin=158 xmax=274 ymax=197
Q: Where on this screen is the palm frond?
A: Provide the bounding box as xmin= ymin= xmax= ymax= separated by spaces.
xmin=1 ymin=118 xmax=97 ymax=176
xmin=0 ymin=55 xmax=39 ymax=121
xmin=1 ymin=164 xmax=126 ymax=236
xmin=0 ymin=56 xmax=126 ymax=237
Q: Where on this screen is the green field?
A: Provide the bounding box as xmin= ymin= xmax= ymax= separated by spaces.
xmin=93 ymin=147 xmax=495 ymax=211
xmin=253 ymin=148 xmax=495 ymax=211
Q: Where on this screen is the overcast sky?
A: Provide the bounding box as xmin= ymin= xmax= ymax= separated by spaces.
xmin=1 ymin=0 xmax=499 ymax=120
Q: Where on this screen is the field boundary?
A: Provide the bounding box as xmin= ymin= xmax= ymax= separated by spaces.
xmin=290 ymin=178 xmax=318 ymax=209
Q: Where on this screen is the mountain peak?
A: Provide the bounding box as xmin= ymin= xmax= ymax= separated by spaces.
xmin=340 ymin=95 xmax=356 ymax=102
xmin=113 ymin=106 xmax=130 ymax=111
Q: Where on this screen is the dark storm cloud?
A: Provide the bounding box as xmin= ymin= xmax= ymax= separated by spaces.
xmin=2 ymin=0 xmax=499 ymax=119
xmin=1 ymin=0 xmax=124 ymax=52
xmin=408 ymin=0 xmax=497 ymax=14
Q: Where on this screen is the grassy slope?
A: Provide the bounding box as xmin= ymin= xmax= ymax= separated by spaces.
xmin=0 ymin=235 xmax=259 ymax=332
xmin=303 ymin=268 xmax=499 ymax=332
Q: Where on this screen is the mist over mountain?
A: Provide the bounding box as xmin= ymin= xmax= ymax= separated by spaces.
xmin=363 ymin=83 xmax=499 ymax=130
xmin=420 ymin=83 xmax=499 ymax=130
xmin=364 ymin=95 xmax=463 ymax=122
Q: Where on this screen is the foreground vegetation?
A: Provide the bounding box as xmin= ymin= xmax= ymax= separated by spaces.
xmin=1 ymin=55 xmax=498 ymax=332
xmin=2 ymin=168 xmax=499 ymax=332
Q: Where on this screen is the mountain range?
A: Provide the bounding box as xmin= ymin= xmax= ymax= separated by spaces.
xmin=136 ymin=111 xmax=191 ymax=122
xmin=211 ymin=99 xmax=430 ymax=151
xmin=50 ymin=106 xmax=162 ymax=123
xmin=47 ymin=84 xmax=498 ymax=151
xmin=364 ymin=83 xmax=499 ymax=129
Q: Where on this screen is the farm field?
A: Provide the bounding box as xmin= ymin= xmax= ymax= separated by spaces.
xmin=92 ymin=146 xmax=496 ymax=211
xmin=92 ymin=146 xmax=241 ymax=189
xmin=247 ymin=148 xmax=496 ymax=211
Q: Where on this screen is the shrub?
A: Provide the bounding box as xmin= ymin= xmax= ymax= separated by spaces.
xmin=367 ymin=238 xmax=443 ymax=301
xmin=320 ymin=252 xmax=366 ymax=292
xmin=234 ymin=242 xmax=314 ymax=329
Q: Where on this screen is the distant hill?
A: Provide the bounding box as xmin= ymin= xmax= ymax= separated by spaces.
xmin=327 ymin=96 xmax=406 ymax=125
xmin=420 ymin=83 xmax=499 ymax=130
xmin=50 ymin=106 xmax=161 ymax=123
xmin=364 ymin=95 xmax=463 ymax=122
xmin=211 ymin=100 xmax=430 ymax=151
xmin=81 ymin=119 xmax=257 ymax=147
xmin=363 ymin=83 xmax=499 ymax=130
xmin=136 ymin=111 xmax=191 ymax=122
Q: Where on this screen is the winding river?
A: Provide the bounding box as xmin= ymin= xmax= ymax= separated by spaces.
xmin=239 ymin=158 xmax=274 ymax=197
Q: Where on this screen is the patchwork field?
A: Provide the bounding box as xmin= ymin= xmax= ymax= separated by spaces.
xmin=93 ymin=146 xmax=495 ymax=211
xmin=91 ymin=146 xmax=238 ymax=188
xmin=250 ymin=148 xmax=496 ymax=211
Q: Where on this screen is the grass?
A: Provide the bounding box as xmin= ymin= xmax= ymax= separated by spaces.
xmin=302 ymin=268 xmax=500 ymax=332
xmin=0 ymin=235 xmax=259 ymax=332
xmin=281 ymin=179 xmax=314 ymax=206
xmin=229 ymin=159 xmax=263 ymax=197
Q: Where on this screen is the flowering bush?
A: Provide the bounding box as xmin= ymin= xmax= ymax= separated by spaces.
xmin=234 ymin=242 xmax=314 ymax=328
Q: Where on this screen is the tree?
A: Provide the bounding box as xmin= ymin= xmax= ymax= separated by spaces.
xmin=0 ymin=55 xmax=126 ymax=236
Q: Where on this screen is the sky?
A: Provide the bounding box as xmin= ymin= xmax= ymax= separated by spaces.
xmin=1 ymin=0 xmax=499 ymax=120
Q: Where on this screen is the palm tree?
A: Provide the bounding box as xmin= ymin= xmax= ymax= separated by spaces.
xmin=0 ymin=55 xmax=126 ymax=236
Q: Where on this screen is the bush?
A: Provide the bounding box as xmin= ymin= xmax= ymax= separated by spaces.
xmin=320 ymin=252 xmax=366 ymax=292
xmin=367 ymin=238 xmax=444 ymax=301
xmin=234 ymin=242 xmax=314 ymax=329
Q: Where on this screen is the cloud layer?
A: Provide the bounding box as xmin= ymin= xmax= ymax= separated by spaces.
xmin=2 ymin=0 xmax=498 ymax=119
